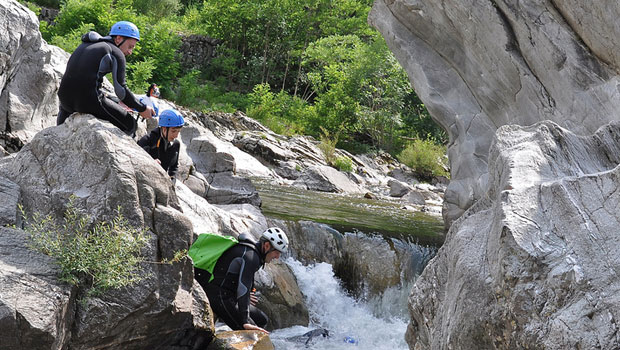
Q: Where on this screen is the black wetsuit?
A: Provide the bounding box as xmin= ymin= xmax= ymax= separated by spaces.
xmin=137 ymin=127 xmax=180 ymax=177
xmin=57 ymin=31 xmax=146 ymax=135
xmin=194 ymin=242 xmax=268 ymax=330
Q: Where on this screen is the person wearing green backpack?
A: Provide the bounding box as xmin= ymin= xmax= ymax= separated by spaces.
xmin=190 ymin=227 xmax=289 ymax=334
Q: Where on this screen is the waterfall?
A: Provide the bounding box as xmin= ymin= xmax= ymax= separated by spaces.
xmin=270 ymin=258 xmax=410 ymax=350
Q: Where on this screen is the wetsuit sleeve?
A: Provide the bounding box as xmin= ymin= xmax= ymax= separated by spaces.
xmin=235 ymin=250 xmax=260 ymax=325
xmin=110 ymin=48 xmax=146 ymax=112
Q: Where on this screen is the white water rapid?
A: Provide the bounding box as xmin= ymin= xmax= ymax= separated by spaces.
xmin=270 ymin=258 xmax=410 ymax=350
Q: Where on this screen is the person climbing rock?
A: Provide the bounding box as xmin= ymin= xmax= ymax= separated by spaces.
xmin=193 ymin=228 xmax=290 ymax=334
xmin=137 ymin=109 xmax=185 ymax=179
xmin=57 ymin=21 xmax=155 ymax=136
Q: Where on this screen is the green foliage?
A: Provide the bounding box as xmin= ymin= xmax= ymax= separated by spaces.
xmin=20 ymin=1 xmax=41 ymax=15
xmin=333 ymin=155 xmax=354 ymax=172
xmin=126 ymin=58 xmax=155 ymax=93
xmin=397 ymin=139 xmax=449 ymax=180
xmin=135 ymin=19 xmax=182 ymax=90
xmin=246 ymin=83 xmax=309 ymax=136
xmin=47 ymin=22 xmax=94 ymax=53
xmin=28 ymin=0 xmax=61 ymax=8
xmin=21 ymin=197 xmax=149 ymax=296
xmin=317 ymin=126 xmax=340 ymax=165
xmin=38 ymin=0 xmax=447 ymax=160
xmin=132 ymin=0 xmax=180 ymax=18
xmin=51 ymin=0 xmax=113 ymax=37
xmin=173 ymin=70 xmax=250 ymax=112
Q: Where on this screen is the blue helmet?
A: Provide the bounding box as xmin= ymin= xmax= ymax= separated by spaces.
xmin=109 ymin=21 xmax=140 ymax=41
xmin=159 ymin=109 xmax=185 ymax=127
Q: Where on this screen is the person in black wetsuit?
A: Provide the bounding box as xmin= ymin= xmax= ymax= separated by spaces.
xmin=194 ymin=228 xmax=290 ymax=334
xmin=57 ymin=21 xmax=154 ymax=135
xmin=137 ymin=109 xmax=184 ymax=178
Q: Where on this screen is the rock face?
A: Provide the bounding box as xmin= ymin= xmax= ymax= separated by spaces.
xmin=369 ymin=0 xmax=620 ymax=226
xmin=0 ymin=115 xmax=213 ymax=349
xmin=0 ymin=227 xmax=75 ymax=350
xmin=406 ymin=121 xmax=620 ymax=349
xmin=0 ymin=0 xmax=68 ymax=152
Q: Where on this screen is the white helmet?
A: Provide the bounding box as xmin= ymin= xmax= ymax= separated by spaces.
xmin=261 ymin=227 xmax=289 ymax=253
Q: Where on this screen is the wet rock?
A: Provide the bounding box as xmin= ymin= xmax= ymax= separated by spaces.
xmin=206 ymin=330 xmax=274 ymax=350
xmin=254 ymin=260 xmax=309 ymax=329
xmin=175 ymin=182 xmax=267 ymax=238
xmin=204 ymin=172 xmax=262 ymax=207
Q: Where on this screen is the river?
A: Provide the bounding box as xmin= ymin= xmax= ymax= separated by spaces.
xmin=252 ymin=178 xmax=445 ymax=349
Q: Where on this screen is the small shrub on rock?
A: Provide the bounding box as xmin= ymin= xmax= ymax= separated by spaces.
xmin=20 ymin=196 xmax=149 ymax=296
xmin=397 ymin=139 xmax=449 ymax=180
xmin=333 ymin=155 xmax=353 ymax=172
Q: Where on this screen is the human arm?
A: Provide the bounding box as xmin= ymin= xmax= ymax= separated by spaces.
xmin=235 ymin=250 xmax=261 ymax=327
xmin=109 ymin=47 xmax=148 ymax=113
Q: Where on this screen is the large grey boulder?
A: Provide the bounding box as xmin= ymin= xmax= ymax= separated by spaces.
xmin=0 ymin=227 xmax=75 ymax=350
xmin=292 ymin=165 xmax=363 ymax=193
xmin=176 ymin=181 xmax=267 ymax=237
xmin=182 ymin=121 xmax=273 ymax=178
xmin=0 ymin=0 xmax=68 ymax=152
xmin=0 ymin=115 xmax=212 ymax=349
xmin=407 ymin=121 xmax=620 ymax=349
xmin=369 ymin=0 xmax=620 ymax=225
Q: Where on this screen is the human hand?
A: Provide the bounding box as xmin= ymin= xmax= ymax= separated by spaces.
xmin=139 ymin=106 xmax=155 ymax=119
xmin=243 ymin=323 xmax=269 ymax=334
xmin=250 ymin=290 xmax=259 ymax=306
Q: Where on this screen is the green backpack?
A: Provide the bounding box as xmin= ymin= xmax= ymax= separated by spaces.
xmin=188 ymin=233 xmax=256 ymax=282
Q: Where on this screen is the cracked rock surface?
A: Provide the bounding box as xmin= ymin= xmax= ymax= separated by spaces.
xmin=369 ymin=0 xmax=620 ymax=226
xmin=405 ymin=120 xmax=620 ymax=349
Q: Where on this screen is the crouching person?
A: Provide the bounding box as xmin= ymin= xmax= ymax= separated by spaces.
xmin=192 ymin=228 xmax=289 ymax=334
xmin=137 ymin=109 xmax=184 ymax=179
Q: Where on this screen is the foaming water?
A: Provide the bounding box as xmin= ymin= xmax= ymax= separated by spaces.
xmin=270 ymin=259 xmax=409 ymax=350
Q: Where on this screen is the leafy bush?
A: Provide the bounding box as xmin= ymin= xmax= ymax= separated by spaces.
xmin=397 ymin=139 xmax=449 ymax=180
xmin=333 ymin=155 xmax=353 ymax=172
xmin=246 ymin=83 xmax=309 ymax=136
xmin=21 ymin=197 xmax=149 ymax=296
xmin=126 ymin=58 xmax=155 ymax=93
xmin=47 ymin=22 xmax=95 ymax=53
xmin=29 ymin=0 xmax=61 ymax=8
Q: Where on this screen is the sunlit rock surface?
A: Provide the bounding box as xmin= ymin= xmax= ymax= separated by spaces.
xmin=0 ymin=115 xmax=213 ymax=349
xmin=407 ymin=121 xmax=620 ymax=349
xmin=0 ymin=0 xmax=68 ymax=151
xmin=369 ymin=0 xmax=620 ymax=226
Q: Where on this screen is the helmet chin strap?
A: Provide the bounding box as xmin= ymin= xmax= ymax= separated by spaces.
xmin=115 ymin=36 xmax=127 ymax=48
